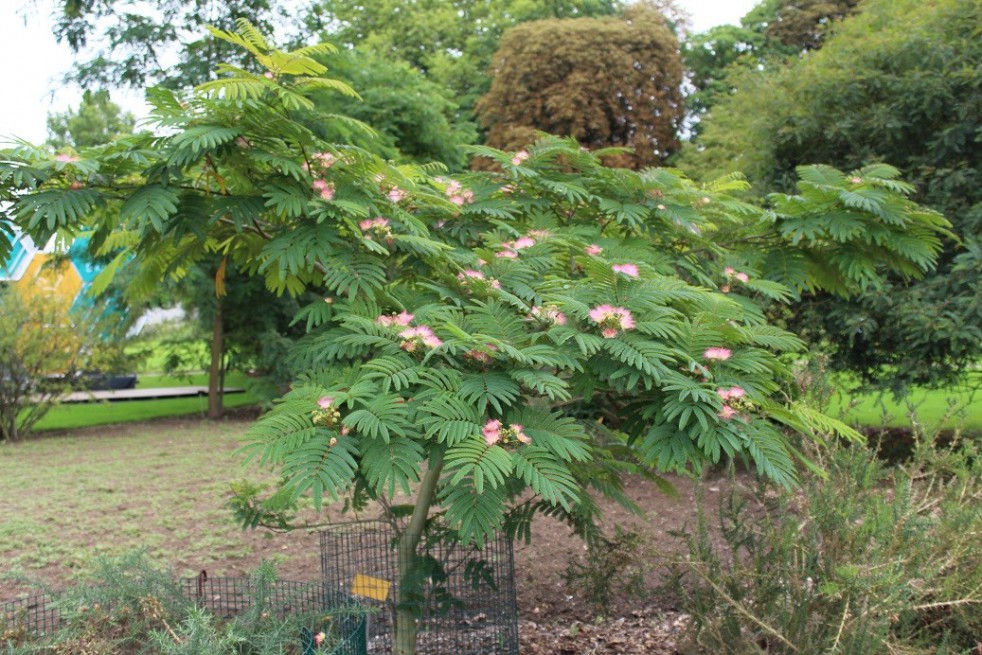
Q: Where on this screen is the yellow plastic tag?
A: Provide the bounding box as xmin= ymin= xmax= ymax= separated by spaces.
xmin=352 ymin=573 xmax=391 ymax=601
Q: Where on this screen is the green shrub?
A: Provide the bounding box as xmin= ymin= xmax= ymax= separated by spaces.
xmin=562 ymin=525 xmax=649 ymax=612
xmin=1 ymin=553 xmax=364 ymax=655
xmin=664 ymin=436 xmax=982 ymax=654
xmin=0 ymin=288 xmax=128 ymax=442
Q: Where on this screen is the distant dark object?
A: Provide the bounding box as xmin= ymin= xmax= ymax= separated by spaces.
xmin=81 ymin=373 xmax=138 ymax=390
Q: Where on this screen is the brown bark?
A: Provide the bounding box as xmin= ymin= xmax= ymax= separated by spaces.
xmin=207 ymin=296 xmax=224 ymax=420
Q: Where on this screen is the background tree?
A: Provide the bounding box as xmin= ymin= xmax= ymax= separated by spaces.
xmin=52 ymin=0 xmax=287 ymax=90
xmin=476 ymin=6 xmax=684 ymax=168
xmin=677 ymin=0 xmax=981 ymax=390
xmin=46 ymin=89 xmax=135 ymax=149
xmin=307 ymin=0 xmax=620 ymax=122
xmin=681 ymin=0 xmax=860 ymax=126
xmin=307 ymin=48 xmax=477 ymax=171
xmin=0 ymin=287 xmax=121 ymax=441
xmin=758 ymin=0 xmax=860 ymax=50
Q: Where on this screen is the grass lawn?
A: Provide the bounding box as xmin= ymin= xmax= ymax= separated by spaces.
xmin=34 ymin=371 xmax=261 ymax=431
xmin=828 ymin=372 xmax=982 ymax=434
xmin=0 ymin=419 xmax=325 ymax=595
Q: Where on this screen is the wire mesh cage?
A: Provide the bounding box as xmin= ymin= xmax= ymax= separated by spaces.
xmin=319 ymin=521 xmax=519 ymax=655
xmin=1 ymin=577 xmax=368 ymax=655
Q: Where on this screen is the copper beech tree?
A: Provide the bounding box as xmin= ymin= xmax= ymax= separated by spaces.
xmin=477 ymin=6 xmax=684 ymax=169
xmin=0 ymin=22 xmax=951 ymax=654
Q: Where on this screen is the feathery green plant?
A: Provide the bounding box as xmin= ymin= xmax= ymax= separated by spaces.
xmin=0 ymin=20 xmax=951 ymax=654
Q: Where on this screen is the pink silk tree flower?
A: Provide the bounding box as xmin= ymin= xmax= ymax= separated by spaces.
xmin=585 ymin=244 xmax=603 ymax=256
xmin=704 ymin=347 xmax=732 ymax=361
xmin=510 ymin=150 xmax=529 ymax=165
xmin=612 ymin=263 xmax=640 ymax=278
xmin=718 ymin=405 xmax=737 ymax=421
xmin=512 ymin=424 xmax=532 ymax=444
xmin=482 ymin=419 xmax=503 ymax=446
xmin=589 ymin=305 xmax=636 ymax=337
xmin=312 ymin=152 xmax=335 ymax=168
xmin=311 ymin=179 xmax=334 ymax=200
xmin=400 ymin=325 xmax=442 ymax=351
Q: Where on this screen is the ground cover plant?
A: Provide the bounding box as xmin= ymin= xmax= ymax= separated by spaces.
xmin=663 ymin=434 xmax=982 ymax=654
xmin=1 ymin=553 xmax=364 ymax=655
xmin=0 ymin=19 xmax=954 ymax=654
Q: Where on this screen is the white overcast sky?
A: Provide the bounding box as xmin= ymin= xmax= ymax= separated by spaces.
xmin=0 ymin=0 xmax=758 ymax=145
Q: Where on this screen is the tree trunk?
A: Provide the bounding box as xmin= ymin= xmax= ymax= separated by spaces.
xmin=393 ymin=449 xmax=445 ymax=655
xmin=207 ymin=296 xmax=224 ymax=420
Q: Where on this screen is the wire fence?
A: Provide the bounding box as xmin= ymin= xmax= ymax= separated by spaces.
xmin=1 ymin=577 xmax=367 ymax=655
xmin=320 ymin=521 xmax=519 ymax=655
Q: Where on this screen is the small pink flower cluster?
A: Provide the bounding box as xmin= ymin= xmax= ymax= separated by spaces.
xmin=585 ymin=244 xmax=603 ymax=256
xmin=54 ymin=153 xmax=78 ymax=163
xmin=589 ymin=305 xmax=636 ymax=339
xmin=850 ymin=176 xmax=863 ymax=184
xmin=464 ymin=344 xmax=498 ymax=364
xmin=376 ymin=311 xmax=414 ymax=328
xmin=399 ymin=325 xmax=443 ymax=352
xmin=314 ymin=631 xmax=327 ymax=647
xmin=443 ymin=179 xmax=475 ymax=207
xmin=387 ymin=187 xmax=406 ymax=203
xmin=312 ymin=179 xmax=334 ymax=200
xmin=704 ymin=347 xmax=732 ymax=361
xmin=529 ymin=305 xmax=567 ymax=326
xmin=716 ymin=386 xmax=746 ymax=400
xmin=717 ymin=385 xmax=751 ymax=421
xmin=497 ymin=235 xmax=535 ymax=259
xmin=510 ymin=150 xmax=529 ymax=166
xmin=359 ymin=217 xmax=391 ymax=239
xmin=482 ymin=419 xmax=532 ymax=446
xmin=612 ymin=263 xmax=640 ymax=278
xmin=312 ymin=152 xmax=335 ymax=169
xmin=457 ymin=269 xmax=501 ymax=289
xmin=721 ymin=267 xmax=750 ymax=293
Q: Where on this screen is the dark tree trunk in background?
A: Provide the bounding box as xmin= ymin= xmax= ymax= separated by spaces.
xmin=208 ymin=296 xmax=224 ymax=420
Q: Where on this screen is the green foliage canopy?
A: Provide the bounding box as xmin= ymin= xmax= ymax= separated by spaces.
xmin=46 ymin=90 xmax=135 ymax=149
xmin=682 ymin=0 xmax=861 ymax=122
xmin=307 ymin=0 xmax=620 ymax=113
xmin=679 ymin=0 xmax=981 ymax=389
xmin=53 ymin=0 xmax=287 ymax=89
xmin=0 ymin=20 xmax=951 ymax=543
xmin=306 ymin=48 xmax=477 ymax=171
